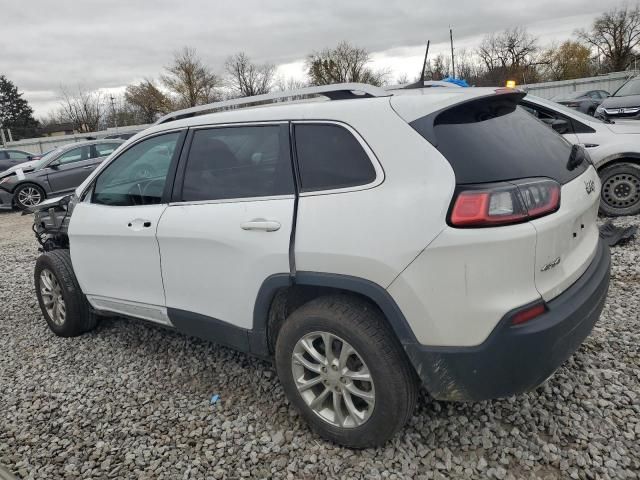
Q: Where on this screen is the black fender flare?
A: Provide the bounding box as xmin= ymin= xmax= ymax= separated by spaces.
xmin=249 ymin=271 xmax=419 ymax=357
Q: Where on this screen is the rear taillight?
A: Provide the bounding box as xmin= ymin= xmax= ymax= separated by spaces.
xmin=450 ymin=178 xmax=560 ymax=228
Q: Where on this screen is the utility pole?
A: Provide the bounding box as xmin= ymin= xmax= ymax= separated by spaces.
xmin=420 ymin=40 xmax=431 ymax=83
xmin=450 ymin=27 xmax=456 ymax=79
xmin=109 ymin=95 xmax=119 ymax=134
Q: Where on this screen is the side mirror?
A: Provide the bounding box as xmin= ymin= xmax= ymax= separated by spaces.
xmin=27 ymin=155 xmax=33 ymax=161
xmin=49 ymin=161 xmax=60 ymax=170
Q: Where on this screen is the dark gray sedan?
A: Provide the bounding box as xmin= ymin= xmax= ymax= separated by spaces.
xmin=0 ymin=149 xmax=35 ymax=173
xmin=0 ymin=140 xmax=123 ymax=210
xmin=551 ymin=90 xmax=609 ymax=116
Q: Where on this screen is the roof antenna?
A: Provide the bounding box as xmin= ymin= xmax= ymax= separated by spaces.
xmin=420 ymin=40 xmax=430 ymax=83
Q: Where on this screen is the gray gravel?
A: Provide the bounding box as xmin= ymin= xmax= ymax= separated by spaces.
xmin=0 ymin=210 xmax=639 ymax=479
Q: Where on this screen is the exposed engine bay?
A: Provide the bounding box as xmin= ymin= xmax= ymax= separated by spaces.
xmin=30 ymin=194 xmax=77 ymax=251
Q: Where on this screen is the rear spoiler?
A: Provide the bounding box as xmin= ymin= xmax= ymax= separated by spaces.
xmin=408 ymin=90 xmax=526 ymax=147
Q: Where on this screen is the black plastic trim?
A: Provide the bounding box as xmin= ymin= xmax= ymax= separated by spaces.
xmin=168 ymin=307 xmax=251 ymax=352
xmin=251 ymin=271 xmax=419 ymax=357
xmin=405 ymin=240 xmax=610 ymax=401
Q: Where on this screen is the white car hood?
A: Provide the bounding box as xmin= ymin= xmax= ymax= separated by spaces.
xmin=605 ymin=120 xmax=640 ymax=135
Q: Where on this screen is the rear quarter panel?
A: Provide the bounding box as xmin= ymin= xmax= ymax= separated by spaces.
xmin=294 ymin=100 xmax=456 ymax=288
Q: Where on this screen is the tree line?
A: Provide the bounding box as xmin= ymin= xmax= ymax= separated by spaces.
xmin=1 ymin=4 xmax=639 ymax=140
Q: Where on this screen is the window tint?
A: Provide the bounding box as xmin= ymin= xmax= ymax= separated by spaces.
xmin=9 ymin=150 xmax=30 ymax=159
xmin=0 ymin=151 xmax=8 ymax=160
xmin=93 ymin=132 xmax=180 ymax=206
xmin=181 ymin=125 xmax=293 ymax=201
xmin=95 ymin=143 xmax=120 ymax=157
xmin=411 ymin=96 xmax=587 ymax=185
xmin=57 ymin=146 xmax=91 ymax=164
xmin=294 ymin=124 xmax=376 ymax=192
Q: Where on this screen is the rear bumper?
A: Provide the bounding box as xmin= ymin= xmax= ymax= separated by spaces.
xmin=406 ymin=239 xmax=610 ymax=401
xmin=0 ymin=188 xmax=14 ymax=210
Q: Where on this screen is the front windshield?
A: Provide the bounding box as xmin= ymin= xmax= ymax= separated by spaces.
xmin=614 ymin=78 xmax=640 ymax=97
xmin=32 ymin=147 xmax=63 ymax=170
xmin=528 ymin=95 xmax=604 ymax=124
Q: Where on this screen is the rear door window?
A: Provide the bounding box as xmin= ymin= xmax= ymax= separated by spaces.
xmin=294 ymin=124 xmax=376 ymax=192
xmin=180 ymin=125 xmax=293 ymax=202
xmin=57 ymin=146 xmax=91 ymax=164
xmin=8 ymin=150 xmax=30 ymax=159
xmin=410 ymin=95 xmax=587 ymax=185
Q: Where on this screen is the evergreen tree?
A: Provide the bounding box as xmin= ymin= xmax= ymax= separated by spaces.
xmin=0 ymin=75 xmax=39 ymax=140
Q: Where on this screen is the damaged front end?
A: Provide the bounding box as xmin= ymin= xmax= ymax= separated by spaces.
xmin=30 ymin=194 xmax=78 ymax=251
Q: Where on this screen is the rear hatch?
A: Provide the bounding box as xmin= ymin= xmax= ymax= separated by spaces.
xmin=529 ymin=167 xmax=600 ymax=300
xmin=394 ymin=90 xmax=599 ymax=301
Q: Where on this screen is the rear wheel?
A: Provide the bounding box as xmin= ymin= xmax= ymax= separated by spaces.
xmin=14 ymin=183 xmax=45 ymax=210
xmin=34 ymin=250 xmax=97 ymax=337
xmin=599 ymin=162 xmax=640 ymax=216
xmin=275 ymin=295 xmax=418 ymax=448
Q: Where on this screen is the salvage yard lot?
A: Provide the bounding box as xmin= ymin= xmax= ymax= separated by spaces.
xmin=0 ymin=210 xmax=638 ymax=480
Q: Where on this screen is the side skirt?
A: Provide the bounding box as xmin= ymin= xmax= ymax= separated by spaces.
xmin=167 ymin=308 xmax=255 ymax=354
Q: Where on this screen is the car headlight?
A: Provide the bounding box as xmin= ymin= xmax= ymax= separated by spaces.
xmin=596 ymin=105 xmax=605 ymax=113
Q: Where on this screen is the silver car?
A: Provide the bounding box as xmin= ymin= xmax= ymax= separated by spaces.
xmin=0 ymin=140 xmax=123 ymax=210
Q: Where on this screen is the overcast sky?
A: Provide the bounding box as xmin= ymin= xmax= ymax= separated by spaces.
xmin=1 ymin=0 xmax=622 ymax=118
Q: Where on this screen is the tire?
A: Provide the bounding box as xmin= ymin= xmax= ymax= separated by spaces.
xmin=587 ymin=107 xmax=596 ymax=116
xmin=13 ymin=183 xmax=45 ymax=210
xmin=275 ymin=295 xmax=418 ymax=448
xmin=598 ymin=162 xmax=640 ymax=217
xmin=34 ymin=249 xmax=98 ymax=337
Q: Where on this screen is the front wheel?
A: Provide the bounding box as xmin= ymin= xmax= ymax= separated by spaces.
xmin=34 ymin=250 xmax=97 ymax=337
xmin=599 ymin=162 xmax=640 ymax=217
xmin=14 ymin=183 xmax=45 ymax=210
xmin=275 ymin=295 xmax=418 ymax=448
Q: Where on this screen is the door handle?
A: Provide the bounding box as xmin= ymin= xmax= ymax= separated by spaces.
xmin=241 ymin=219 xmax=281 ymax=232
xmin=82 ymin=165 xmax=96 ymax=170
xmin=127 ymin=219 xmax=153 ymax=230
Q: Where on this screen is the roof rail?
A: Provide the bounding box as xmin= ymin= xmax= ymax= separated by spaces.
xmin=154 ymin=83 xmax=391 ymax=125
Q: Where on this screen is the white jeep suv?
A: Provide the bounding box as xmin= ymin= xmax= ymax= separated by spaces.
xmin=31 ymin=83 xmax=610 ymax=448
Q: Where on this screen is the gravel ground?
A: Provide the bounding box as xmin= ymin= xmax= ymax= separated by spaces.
xmin=0 ymin=210 xmax=639 ymax=480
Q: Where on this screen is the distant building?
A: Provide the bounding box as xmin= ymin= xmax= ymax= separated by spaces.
xmin=40 ymin=122 xmax=79 ymax=137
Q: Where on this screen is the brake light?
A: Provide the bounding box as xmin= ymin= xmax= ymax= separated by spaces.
xmin=511 ymin=302 xmax=546 ymax=325
xmin=450 ymin=178 xmax=560 ymax=227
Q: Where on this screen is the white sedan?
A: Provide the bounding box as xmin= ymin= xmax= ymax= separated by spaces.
xmin=522 ymin=95 xmax=640 ymax=216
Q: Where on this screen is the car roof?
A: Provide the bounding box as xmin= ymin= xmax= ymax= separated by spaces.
xmin=54 ymin=138 xmax=124 ymax=152
xmin=141 ymin=85 xmax=505 ymax=138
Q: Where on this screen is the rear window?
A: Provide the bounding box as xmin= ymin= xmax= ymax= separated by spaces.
xmin=410 ymin=95 xmax=587 ymax=185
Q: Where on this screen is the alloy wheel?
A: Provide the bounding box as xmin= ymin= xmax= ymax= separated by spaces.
xmin=17 ymin=186 xmax=42 ymax=207
xmin=39 ymin=269 xmax=66 ymax=326
xmin=291 ymin=331 xmax=375 ymax=428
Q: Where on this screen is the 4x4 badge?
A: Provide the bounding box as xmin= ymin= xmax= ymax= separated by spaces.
xmin=541 ymin=257 xmax=561 ymax=272
xmin=585 ymin=179 xmax=595 ymax=194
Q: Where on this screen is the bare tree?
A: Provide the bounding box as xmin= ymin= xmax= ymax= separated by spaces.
xmin=477 ymin=27 xmax=540 ymax=85
xmin=125 ymin=80 xmax=172 ymax=123
xmin=57 ymin=86 xmax=104 ymax=132
xmin=161 ymin=47 xmax=221 ymax=108
xmin=578 ymin=4 xmax=640 ymax=72
xmin=429 ymin=54 xmax=451 ymax=80
xmin=306 ymin=41 xmax=389 ymax=86
xmin=274 ymin=76 xmax=308 ymax=92
xmin=225 ymin=52 xmax=276 ymax=97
